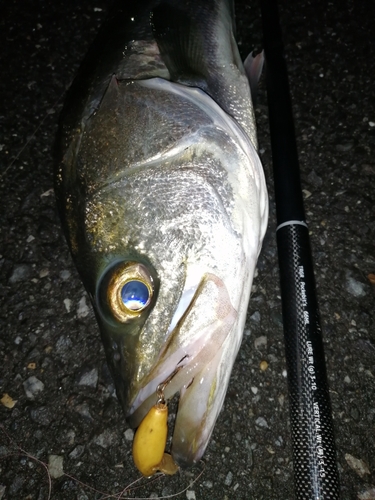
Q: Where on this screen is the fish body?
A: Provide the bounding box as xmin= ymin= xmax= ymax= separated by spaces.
xmin=55 ymin=0 xmax=268 ymax=467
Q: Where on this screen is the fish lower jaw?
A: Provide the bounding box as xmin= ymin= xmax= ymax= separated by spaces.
xmin=127 ymin=376 xmax=213 ymax=468
xmin=127 ymin=343 xmax=227 ymax=468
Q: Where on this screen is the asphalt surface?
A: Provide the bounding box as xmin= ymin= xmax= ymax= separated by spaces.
xmin=1 ymin=0 xmax=374 ymax=499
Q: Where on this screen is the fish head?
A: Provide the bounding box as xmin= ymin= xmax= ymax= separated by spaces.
xmin=57 ymin=76 xmax=267 ymax=468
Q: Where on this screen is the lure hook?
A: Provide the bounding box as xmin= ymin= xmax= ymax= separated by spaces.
xmin=156 ymin=364 xmax=183 ymax=405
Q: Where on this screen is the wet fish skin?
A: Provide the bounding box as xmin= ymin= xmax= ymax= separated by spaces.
xmin=55 ymin=0 xmax=268 ymax=467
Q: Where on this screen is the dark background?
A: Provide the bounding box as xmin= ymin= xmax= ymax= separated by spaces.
xmin=1 ymin=0 xmax=374 ymax=498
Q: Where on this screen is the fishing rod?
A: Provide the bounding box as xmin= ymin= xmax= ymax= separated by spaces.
xmin=259 ymin=0 xmax=340 ymax=498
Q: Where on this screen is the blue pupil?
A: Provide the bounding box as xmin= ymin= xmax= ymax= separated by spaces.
xmin=121 ymin=280 xmax=149 ymax=311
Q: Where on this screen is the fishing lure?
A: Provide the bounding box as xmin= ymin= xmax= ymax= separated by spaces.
xmin=132 ymin=369 xmax=181 ymax=477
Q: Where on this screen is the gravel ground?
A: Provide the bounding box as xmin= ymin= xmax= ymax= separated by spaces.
xmin=1 ymin=0 xmax=374 ymax=499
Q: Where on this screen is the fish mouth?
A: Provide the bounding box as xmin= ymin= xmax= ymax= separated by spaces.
xmin=127 ymin=271 xmax=237 ymax=467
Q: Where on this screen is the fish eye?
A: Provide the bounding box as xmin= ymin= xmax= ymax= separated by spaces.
xmin=107 ymin=262 xmax=154 ymax=322
xmin=121 ymin=280 xmax=150 ymax=311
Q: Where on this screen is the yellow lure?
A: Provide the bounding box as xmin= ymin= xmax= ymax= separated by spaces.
xmin=132 ymin=402 xmax=179 ymax=477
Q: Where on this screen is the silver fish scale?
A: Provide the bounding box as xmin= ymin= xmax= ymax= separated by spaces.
xmin=85 ymin=165 xmax=243 ymax=291
xmin=78 ymin=80 xmax=247 ymax=194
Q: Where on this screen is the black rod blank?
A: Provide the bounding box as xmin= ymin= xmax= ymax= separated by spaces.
xmin=260 ymin=0 xmax=340 ymax=497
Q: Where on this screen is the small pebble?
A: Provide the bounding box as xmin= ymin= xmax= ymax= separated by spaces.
xmin=307 ymin=170 xmax=323 ymax=187
xmin=251 ymin=386 xmax=258 ymax=395
xmin=1 ymin=393 xmax=17 ymax=409
xmin=78 ymin=368 xmax=98 ymax=388
xmin=55 ymin=335 xmax=73 ymax=354
xmin=255 ymin=416 xmax=268 ymax=428
xmin=23 ymin=376 xmax=44 ymax=399
xmin=60 ymin=270 xmax=71 ymax=281
xmin=66 ymin=429 xmax=75 ymax=445
xmin=74 ymin=403 xmax=93 ymax=421
xmin=275 ymin=436 xmax=283 ymax=447
xmin=64 ymin=298 xmax=72 ymax=312
xmin=186 ymin=491 xmax=196 ymax=500
xmin=344 ymin=453 xmax=370 ymax=478
xmin=9 ymin=264 xmax=32 ymax=284
xmin=92 ymin=430 xmax=119 ymax=449
xmin=260 ymin=360 xmax=269 ymax=371
xmin=77 ymin=295 xmax=90 ymax=318
xmin=69 ymin=445 xmax=85 ymax=460
xmin=254 ymin=336 xmax=267 ymax=349
xmin=40 ymin=188 xmax=54 ymax=197
xmin=124 ymin=428 xmax=134 ymax=441
xmin=344 ymin=375 xmax=351 ymax=384
xmin=346 ymin=277 xmax=366 ymax=297
xmin=48 ymin=455 xmax=64 ymax=479
xmin=350 ymin=406 xmax=360 ymax=422
xmin=250 ymin=311 xmax=261 ymax=323
xmin=224 ymin=471 xmax=233 ymax=486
